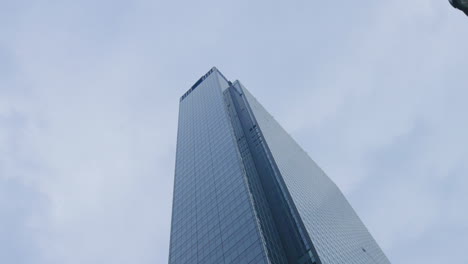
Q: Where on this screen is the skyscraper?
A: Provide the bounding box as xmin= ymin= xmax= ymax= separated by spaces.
xmin=169 ymin=67 xmax=390 ymax=264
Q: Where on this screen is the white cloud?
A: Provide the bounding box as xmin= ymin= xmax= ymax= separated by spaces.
xmin=1 ymin=0 xmax=467 ymax=263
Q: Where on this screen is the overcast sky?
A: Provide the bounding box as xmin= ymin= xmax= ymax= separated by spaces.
xmin=1 ymin=0 xmax=467 ymax=263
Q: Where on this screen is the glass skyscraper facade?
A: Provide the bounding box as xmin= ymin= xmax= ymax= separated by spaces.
xmin=169 ymin=67 xmax=390 ymax=264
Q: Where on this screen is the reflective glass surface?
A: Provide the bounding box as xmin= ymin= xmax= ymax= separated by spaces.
xmin=169 ymin=70 xmax=270 ymax=264
xmin=170 ymin=68 xmax=390 ymax=264
xmin=241 ymin=84 xmax=391 ymax=264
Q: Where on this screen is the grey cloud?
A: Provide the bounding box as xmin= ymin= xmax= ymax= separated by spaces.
xmin=1 ymin=0 xmax=467 ymax=263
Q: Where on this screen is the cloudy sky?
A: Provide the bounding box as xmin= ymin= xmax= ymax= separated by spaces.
xmin=1 ymin=0 xmax=467 ymax=263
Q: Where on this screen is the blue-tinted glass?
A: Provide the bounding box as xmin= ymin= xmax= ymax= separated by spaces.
xmin=169 ymin=69 xmax=270 ymax=264
xmin=169 ymin=68 xmax=390 ymax=264
xmin=241 ymin=83 xmax=391 ymax=264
